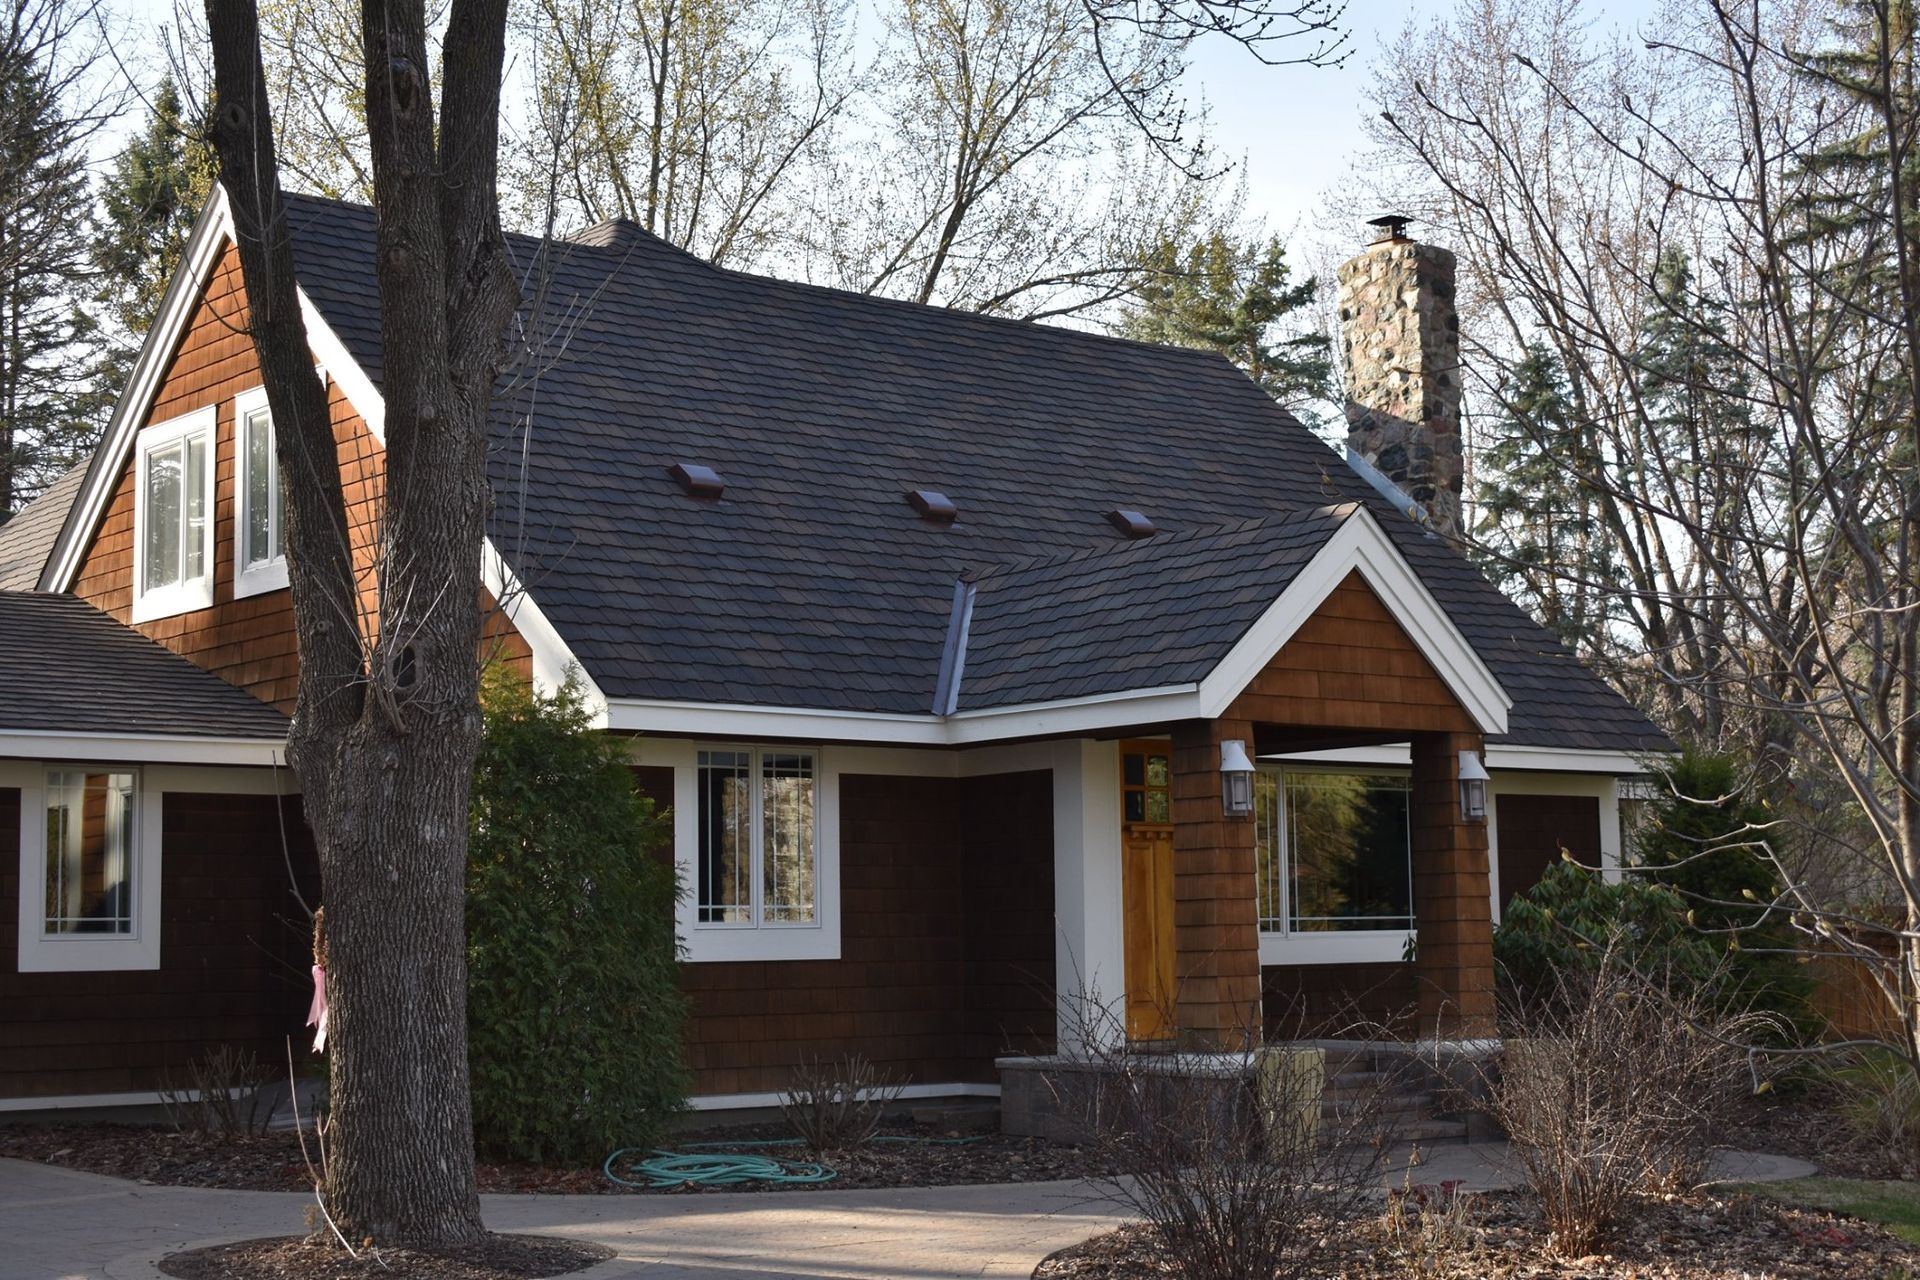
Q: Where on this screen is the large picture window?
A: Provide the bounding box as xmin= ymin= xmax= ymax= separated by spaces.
xmin=233 ymin=387 xmax=288 ymax=597
xmin=696 ymin=748 xmax=816 ymax=928
xmin=132 ymin=408 xmax=216 ymax=622
xmin=1257 ymin=768 xmax=1413 ymax=953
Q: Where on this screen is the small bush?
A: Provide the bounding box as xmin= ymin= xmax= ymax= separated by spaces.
xmin=1829 ymin=1046 xmax=1920 ymax=1176
xmin=1380 ymin=1175 xmax=1480 ymax=1280
xmin=1487 ymin=942 xmax=1760 ymax=1256
xmin=1059 ymin=997 xmax=1400 ymax=1280
xmin=467 ymin=667 xmax=689 ymax=1164
xmin=1494 ymin=859 xmax=1713 ymax=1009
xmin=779 ymin=1054 xmax=903 ymax=1152
xmin=159 ymin=1045 xmax=275 ymax=1139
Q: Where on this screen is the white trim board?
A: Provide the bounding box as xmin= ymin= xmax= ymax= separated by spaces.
xmin=0 ymin=732 xmax=286 ymax=767
xmin=685 ymin=1082 xmax=1000 ymax=1112
xmin=1277 ymin=744 xmax=1656 ymax=777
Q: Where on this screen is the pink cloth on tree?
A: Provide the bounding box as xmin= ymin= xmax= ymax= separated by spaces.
xmin=306 ymin=965 xmax=328 ymax=1052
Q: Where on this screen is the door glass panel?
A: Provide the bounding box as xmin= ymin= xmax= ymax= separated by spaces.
xmin=1125 ymin=791 xmax=1146 ymax=823
xmin=1145 ymin=790 xmax=1169 ymax=823
xmin=1145 ymin=754 xmax=1169 ymax=788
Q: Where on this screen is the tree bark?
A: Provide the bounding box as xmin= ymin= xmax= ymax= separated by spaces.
xmin=202 ymin=0 xmax=516 ymax=1248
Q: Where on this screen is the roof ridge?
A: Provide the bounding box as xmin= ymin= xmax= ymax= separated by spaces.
xmin=967 ymin=503 xmax=1359 ymax=585
xmin=282 ymin=189 xmax=1253 ymax=382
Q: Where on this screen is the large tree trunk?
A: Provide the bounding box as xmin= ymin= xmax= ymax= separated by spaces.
xmin=203 ymin=0 xmax=515 ymax=1248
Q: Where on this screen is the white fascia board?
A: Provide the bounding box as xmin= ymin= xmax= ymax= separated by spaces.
xmin=1196 ymin=507 xmax=1511 ymax=736
xmin=603 ymin=684 xmax=1204 ymax=746
xmin=0 ymin=731 xmax=287 ymax=767
xmin=1275 ymin=742 xmax=1655 ymax=776
xmin=44 ymin=190 xmax=235 ymax=593
xmin=298 ymin=287 xmax=600 ymax=719
xmin=605 ymin=697 xmax=950 ymax=744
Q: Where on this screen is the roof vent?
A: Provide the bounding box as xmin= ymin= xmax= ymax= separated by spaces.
xmin=907 ymin=490 xmax=958 ymax=524
xmin=668 ymin=462 xmax=724 ymax=500
xmin=1106 ymin=509 xmax=1156 ymax=538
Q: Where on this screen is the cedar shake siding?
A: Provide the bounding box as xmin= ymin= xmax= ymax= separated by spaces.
xmin=69 ymin=240 xmax=530 ymax=711
xmin=0 ymin=788 xmax=321 ymax=1098
xmin=1234 ymin=572 xmax=1479 ymax=741
xmin=640 ymin=767 xmax=1055 ymax=1096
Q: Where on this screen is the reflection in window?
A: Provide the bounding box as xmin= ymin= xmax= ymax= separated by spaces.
xmin=696 ymin=751 xmax=751 ymax=923
xmin=696 ymin=748 xmax=817 ymax=927
xmin=141 ymin=428 xmax=208 ymax=595
xmin=761 ymin=753 xmax=815 ymax=923
xmin=241 ymin=402 xmax=284 ymax=570
xmin=44 ymin=771 xmax=136 ymax=935
xmin=1256 ymin=769 xmax=1412 ymax=934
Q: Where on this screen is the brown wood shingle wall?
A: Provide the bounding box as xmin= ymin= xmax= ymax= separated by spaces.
xmin=1233 ymin=572 xmax=1478 ymax=736
xmin=69 ymin=240 xmax=530 ymax=710
xmin=0 ymin=787 xmax=322 ymax=1098
xmin=637 ymin=768 xmax=1055 ymax=1096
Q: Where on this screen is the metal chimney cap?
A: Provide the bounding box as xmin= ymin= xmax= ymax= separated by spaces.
xmin=1366 ymin=214 xmax=1414 ymax=243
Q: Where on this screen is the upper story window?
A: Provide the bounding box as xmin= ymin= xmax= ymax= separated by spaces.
xmin=1256 ymin=767 xmax=1414 ymax=964
xmin=233 ymin=387 xmax=289 ymax=597
xmin=696 ymin=748 xmax=817 ymax=927
xmin=131 ymin=408 xmax=216 ymax=623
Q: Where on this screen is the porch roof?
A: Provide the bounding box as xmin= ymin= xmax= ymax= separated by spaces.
xmin=0 ymin=592 xmax=287 ymax=744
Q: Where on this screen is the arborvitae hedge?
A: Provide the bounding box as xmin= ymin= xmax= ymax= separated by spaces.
xmin=467 ymin=667 xmax=688 ymax=1163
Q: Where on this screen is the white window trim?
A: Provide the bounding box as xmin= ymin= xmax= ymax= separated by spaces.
xmin=8 ymin=762 xmax=160 ymax=972
xmin=232 ymin=386 xmax=289 ymax=599
xmin=1256 ymin=763 xmax=1416 ymax=967
xmin=648 ymin=740 xmax=841 ymax=963
xmin=130 ymin=406 xmax=217 ymax=624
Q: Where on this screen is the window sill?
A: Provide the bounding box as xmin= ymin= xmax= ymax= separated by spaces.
xmin=681 ymin=922 xmax=840 ymax=964
xmin=16 ymin=933 xmax=160 ymax=972
xmin=130 ymin=580 xmax=214 ymax=625
xmin=234 ymin=558 xmax=290 ymax=599
xmin=1259 ymin=930 xmax=1414 ymax=966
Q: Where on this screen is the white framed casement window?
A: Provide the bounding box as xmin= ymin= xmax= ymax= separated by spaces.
xmin=1255 ymin=765 xmax=1416 ymax=965
xmin=232 ymin=386 xmax=289 ymax=598
xmin=131 ymin=407 xmax=217 ymax=623
xmin=10 ymin=763 xmax=161 ymax=972
xmin=665 ymin=743 xmax=841 ymax=962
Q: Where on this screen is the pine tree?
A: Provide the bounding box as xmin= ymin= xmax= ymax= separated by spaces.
xmin=1123 ymin=231 xmax=1332 ymax=414
xmin=1473 ymin=342 xmax=1612 ymax=651
xmin=93 ymin=78 xmax=216 ymax=376
xmin=0 ymin=27 xmax=106 ymax=516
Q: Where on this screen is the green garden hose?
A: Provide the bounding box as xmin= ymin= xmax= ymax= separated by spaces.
xmin=602 ymin=1133 xmax=989 ymax=1189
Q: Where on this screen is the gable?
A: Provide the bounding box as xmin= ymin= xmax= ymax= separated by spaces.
xmin=61 ymin=236 xmax=531 ymax=711
xmin=1227 ymin=571 xmax=1479 ymax=736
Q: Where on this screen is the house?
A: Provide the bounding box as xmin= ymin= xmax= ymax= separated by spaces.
xmin=0 ymin=192 xmax=1668 ymax=1114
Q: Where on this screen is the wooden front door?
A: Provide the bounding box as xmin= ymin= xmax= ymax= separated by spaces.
xmin=1120 ymin=742 xmax=1177 ymax=1042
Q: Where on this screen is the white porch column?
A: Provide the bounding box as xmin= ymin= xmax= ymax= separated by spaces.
xmin=1051 ymin=738 xmax=1125 ymax=1051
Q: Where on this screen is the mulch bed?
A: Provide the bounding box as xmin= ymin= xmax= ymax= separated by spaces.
xmin=159 ymin=1233 xmax=610 ymax=1280
xmin=0 ymin=1120 xmax=1116 ymax=1194
xmin=1726 ymin=1087 xmax=1916 ymax=1182
xmin=1035 ymin=1189 xmax=1920 ymax=1279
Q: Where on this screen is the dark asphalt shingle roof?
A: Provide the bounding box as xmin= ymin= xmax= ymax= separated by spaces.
xmin=0 ymin=592 xmax=289 ymax=739
xmin=281 ymin=194 xmax=1669 ymax=754
xmin=0 ymin=464 xmax=87 ymax=591
xmin=964 ymin=506 xmax=1355 ymax=708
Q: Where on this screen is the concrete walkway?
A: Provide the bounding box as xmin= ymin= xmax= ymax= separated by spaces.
xmin=0 ymin=1142 xmax=1823 ymax=1280
xmin=0 ymin=1158 xmax=1125 ymax=1280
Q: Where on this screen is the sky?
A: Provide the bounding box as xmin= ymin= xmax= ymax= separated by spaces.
xmin=1188 ymin=0 xmax=1668 ymax=242
xmin=102 ymin=0 xmax=1668 ymax=245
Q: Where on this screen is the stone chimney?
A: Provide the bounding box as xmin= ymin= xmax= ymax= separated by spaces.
xmin=1337 ymin=217 xmax=1463 ymax=539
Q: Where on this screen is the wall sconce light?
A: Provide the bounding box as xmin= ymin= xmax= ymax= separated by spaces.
xmin=1220 ymin=739 xmax=1256 ymax=818
xmin=1458 ymin=749 xmax=1490 ymax=821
